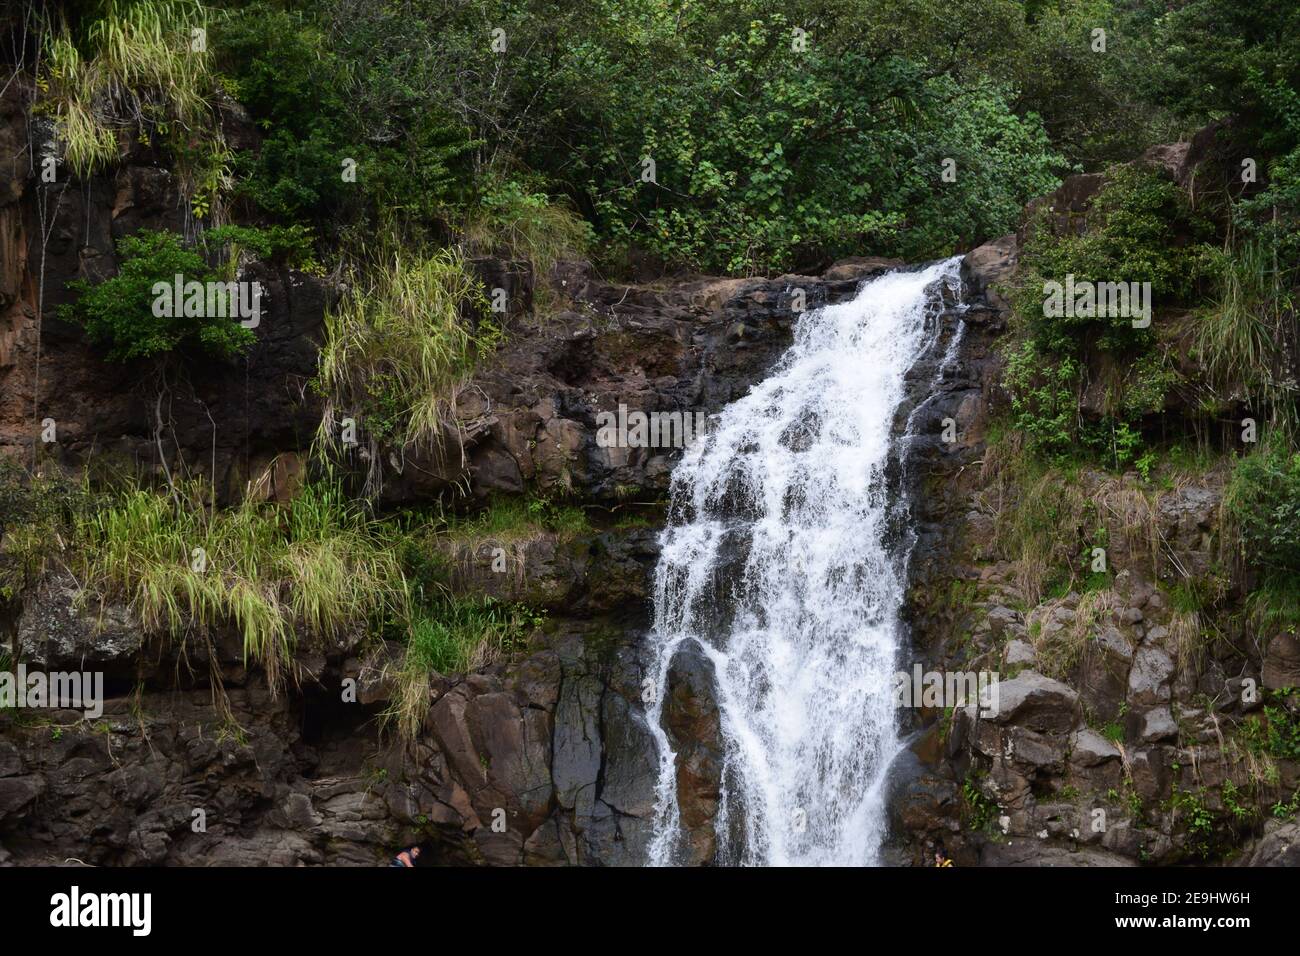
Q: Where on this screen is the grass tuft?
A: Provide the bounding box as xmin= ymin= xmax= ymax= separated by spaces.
xmin=317 ymin=247 xmax=496 ymax=494
xmin=77 ymin=481 xmax=406 ymax=693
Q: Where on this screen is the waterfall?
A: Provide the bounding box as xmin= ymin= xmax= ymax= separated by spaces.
xmin=645 ymin=257 xmax=964 ymax=866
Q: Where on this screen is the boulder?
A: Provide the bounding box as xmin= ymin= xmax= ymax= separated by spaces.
xmin=1069 ymin=728 xmax=1121 ymax=768
xmin=1127 ymin=644 xmax=1174 ymax=707
xmin=1235 ymin=820 xmax=1300 ymax=867
xmin=983 ymin=671 xmax=1079 ymax=733
xmin=1262 ymin=633 xmax=1300 ymax=691
xmin=663 ymin=640 xmax=724 ymax=865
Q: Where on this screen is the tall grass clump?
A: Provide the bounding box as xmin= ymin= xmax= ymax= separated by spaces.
xmin=1193 ymin=240 xmax=1300 ymax=436
xmin=317 ymin=247 xmax=496 ymax=494
xmin=388 ymin=597 xmax=537 ymax=737
xmin=77 ymin=481 xmax=406 ymax=692
xmin=39 ymin=0 xmax=217 ymax=179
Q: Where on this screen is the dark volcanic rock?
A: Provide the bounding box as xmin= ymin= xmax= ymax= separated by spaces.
xmin=663 ymin=640 xmax=724 ymax=864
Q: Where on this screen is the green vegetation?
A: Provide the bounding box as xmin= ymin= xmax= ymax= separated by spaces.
xmin=1171 ymin=788 xmax=1217 ymax=860
xmin=316 ymin=247 xmax=496 ymax=478
xmin=39 ymin=0 xmax=217 ymax=180
xmin=404 ymin=598 xmax=537 ymax=676
xmin=445 ymin=496 xmax=590 ymax=543
xmin=92 ymin=0 xmax=1142 ymax=275
xmin=1004 ymin=167 xmax=1213 ymax=463
xmin=982 ymin=431 xmax=1159 ymax=605
xmin=211 ymin=2 xmax=475 ymax=233
xmin=59 ymin=231 xmax=254 ymax=362
xmin=1240 ymin=692 xmax=1300 ymax=762
xmin=962 ymin=774 xmax=999 ymax=834
xmin=1015 ymin=167 xmax=1212 ymax=354
xmin=1193 ymin=242 xmax=1299 ymax=436
xmin=388 ymin=596 xmax=541 ymax=736
xmin=1227 ymin=446 xmax=1300 ymax=574
xmin=203 ymin=224 xmax=319 ymax=273
xmin=460 ymin=177 xmax=592 ymax=285
xmin=0 ymin=463 xmax=100 ymax=606
xmin=77 ymin=481 xmax=406 ymax=689
xmin=995 ymin=0 xmax=1300 ymax=504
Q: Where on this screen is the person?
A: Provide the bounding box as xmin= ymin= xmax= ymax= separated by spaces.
xmin=933 ymin=842 xmax=953 ymax=867
xmin=389 ymin=845 xmax=421 ymax=868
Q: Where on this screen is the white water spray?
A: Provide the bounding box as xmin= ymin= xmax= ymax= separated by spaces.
xmin=645 ymin=258 xmax=964 ymax=866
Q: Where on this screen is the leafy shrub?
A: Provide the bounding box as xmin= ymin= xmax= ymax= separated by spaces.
xmin=1240 ymin=692 xmax=1300 ymax=761
xmin=212 ymin=2 xmax=474 ymax=235
xmin=1003 ymin=166 xmax=1215 ymax=463
xmin=1014 ymin=166 xmax=1213 ymax=355
xmin=1004 ymin=341 xmax=1079 ymax=459
xmin=561 ymin=15 xmax=1062 ymax=273
xmin=204 ymin=223 xmax=319 ymax=272
xmin=1227 ymin=446 xmax=1300 ymax=573
xmin=60 ymin=230 xmax=255 ymax=362
xmin=0 ymin=463 xmax=102 ymax=605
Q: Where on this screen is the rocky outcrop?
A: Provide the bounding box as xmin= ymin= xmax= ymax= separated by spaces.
xmin=375 ymin=257 xmax=905 ymax=505
xmin=0 ymin=556 xmax=664 ymax=866
xmin=662 ymin=640 xmax=724 ymax=865
xmin=891 ymin=127 xmax=1300 ymax=867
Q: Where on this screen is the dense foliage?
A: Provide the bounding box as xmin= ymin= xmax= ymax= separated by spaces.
xmin=59 ymin=230 xmax=255 ymax=362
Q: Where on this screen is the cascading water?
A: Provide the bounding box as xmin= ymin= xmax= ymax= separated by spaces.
xmin=645 ymin=257 xmax=964 ymax=867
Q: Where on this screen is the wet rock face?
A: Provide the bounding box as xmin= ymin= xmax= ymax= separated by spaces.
xmin=399 ymin=635 xmax=660 ymax=866
xmin=663 ymin=640 xmax=723 ymax=865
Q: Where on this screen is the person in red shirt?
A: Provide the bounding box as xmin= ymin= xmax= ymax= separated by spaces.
xmin=389 ymin=845 xmax=422 ymax=868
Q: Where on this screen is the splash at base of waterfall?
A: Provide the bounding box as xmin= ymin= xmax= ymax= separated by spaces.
xmin=645 ymin=258 xmax=964 ymax=867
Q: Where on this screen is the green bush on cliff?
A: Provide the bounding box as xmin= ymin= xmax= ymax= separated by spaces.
xmin=1227 ymin=446 xmax=1300 ymax=574
xmin=1012 ymin=166 xmax=1213 ymax=355
xmin=60 ymin=230 xmax=255 ymax=362
xmin=1003 ymin=167 xmax=1217 ymax=463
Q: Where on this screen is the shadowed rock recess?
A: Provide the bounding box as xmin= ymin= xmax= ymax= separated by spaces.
xmin=1 ymin=63 xmax=1296 ymax=866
